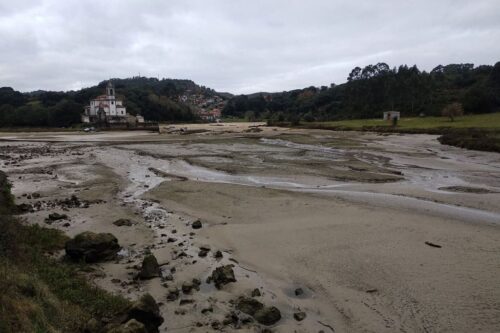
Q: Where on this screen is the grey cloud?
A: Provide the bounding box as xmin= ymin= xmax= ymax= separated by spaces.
xmin=0 ymin=0 xmax=499 ymax=94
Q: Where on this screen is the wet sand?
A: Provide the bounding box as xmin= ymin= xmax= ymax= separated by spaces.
xmin=1 ymin=123 xmax=500 ymax=332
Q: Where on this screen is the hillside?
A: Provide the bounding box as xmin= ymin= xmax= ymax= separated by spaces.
xmin=223 ymin=62 xmax=500 ymax=122
xmin=0 ymin=77 xmax=230 ymax=127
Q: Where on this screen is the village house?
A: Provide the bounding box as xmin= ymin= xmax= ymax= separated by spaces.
xmin=178 ymin=92 xmax=225 ymax=122
xmin=82 ymin=82 xmax=127 ymax=124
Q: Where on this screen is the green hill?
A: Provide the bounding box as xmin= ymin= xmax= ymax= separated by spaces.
xmin=0 ymin=77 xmax=229 ymax=128
xmin=223 ymin=62 xmax=500 ymax=122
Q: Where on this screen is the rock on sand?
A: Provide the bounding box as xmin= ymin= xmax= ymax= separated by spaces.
xmin=65 ymin=231 xmax=120 ymax=262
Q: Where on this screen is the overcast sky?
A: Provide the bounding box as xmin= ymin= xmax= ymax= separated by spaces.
xmin=1 ymin=0 xmax=499 ymax=94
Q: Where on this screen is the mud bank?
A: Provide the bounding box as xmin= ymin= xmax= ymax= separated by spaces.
xmin=2 ymin=124 xmax=500 ymax=332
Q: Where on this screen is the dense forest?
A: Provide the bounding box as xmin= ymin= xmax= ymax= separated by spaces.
xmin=223 ymin=62 xmax=500 ymax=122
xmin=0 ymin=77 xmax=223 ymax=127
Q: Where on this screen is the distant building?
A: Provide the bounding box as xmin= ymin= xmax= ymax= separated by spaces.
xmin=383 ymin=111 xmax=400 ymax=121
xmin=83 ymin=81 xmax=127 ymax=123
xmin=177 ymin=91 xmax=225 ymax=122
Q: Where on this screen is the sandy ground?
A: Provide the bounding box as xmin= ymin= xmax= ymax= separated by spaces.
xmin=1 ymin=123 xmax=500 ymax=333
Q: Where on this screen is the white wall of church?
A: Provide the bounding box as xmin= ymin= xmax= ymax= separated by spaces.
xmin=86 ymin=83 xmax=127 ymax=120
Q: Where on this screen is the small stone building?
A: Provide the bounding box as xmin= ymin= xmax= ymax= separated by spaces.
xmin=383 ymin=111 xmax=400 ymax=121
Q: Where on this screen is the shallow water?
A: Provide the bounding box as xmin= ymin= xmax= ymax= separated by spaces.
xmin=105 ymin=136 xmax=500 ymax=225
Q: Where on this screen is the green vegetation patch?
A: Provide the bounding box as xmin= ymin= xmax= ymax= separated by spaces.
xmin=0 ymin=171 xmax=130 ymax=333
xmin=303 ymin=113 xmax=500 ymax=131
xmin=0 ymin=173 xmax=15 ymax=215
xmin=438 ymin=131 xmax=500 ymax=153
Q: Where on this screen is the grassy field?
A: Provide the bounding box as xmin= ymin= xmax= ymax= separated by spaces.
xmin=305 ymin=112 xmax=500 ymax=130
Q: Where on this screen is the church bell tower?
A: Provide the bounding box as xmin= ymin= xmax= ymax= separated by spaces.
xmin=106 ymin=81 xmax=115 ymax=97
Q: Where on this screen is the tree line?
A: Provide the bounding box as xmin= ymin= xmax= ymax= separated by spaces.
xmin=0 ymin=77 xmax=223 ymax=127
xmin=223 ymin=62 xmax=500 ymax=122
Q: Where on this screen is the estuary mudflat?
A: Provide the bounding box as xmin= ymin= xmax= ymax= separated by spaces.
xmin=2 ymin=123 xmax=500 ymax=332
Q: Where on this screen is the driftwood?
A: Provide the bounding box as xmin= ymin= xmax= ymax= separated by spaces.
xmin=425 ymin=241 xmax=442 ymax=248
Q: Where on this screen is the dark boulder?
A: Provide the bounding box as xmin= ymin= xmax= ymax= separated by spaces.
xmin=182 ymin=281 xmax=194 ymax=294
xmin=15 ymin=203 xmax=32 ymax=214
xmin=254 ymin=306 xmax=281 ymax=326
xmin=65 ymin=231 xmax=120 ymax=262
xmin=179 ymin=298 xmax=194 ymax=306
xmin=192 ymin=219 xmax=202 ymax=229
xmin=60 ymin=195 xmax=81 ymax=208
xmin=113 ymin=218 xmax=135 ymax=227
xmin=214 ymin=250 xmax=223 ymax=259
xmin=45 ymin=212 xmax=68 ymax=223
xmin=222 ymin=311 xmax=254 ymax=328
xmin=192 ymin=278 xmax=201 ymax=288
xmin=211 ymin=265 xmax=236 ymax=289
xmin=293 ymin=311 xmax=306 ymax=321
xmin=236 ymin=297 xmax=264 ymax=315
xmin=251 ymin=288 xmax=261 ymax=297
xmin=236 ymin=297 xmax=281 ymax=326
xmin=138 ymin=254 xmax=160 ymax=279
xmin=166 ymin=287 xmax=179 ymax=302
xmin=126 ymin=294 xmax=164 ymax=333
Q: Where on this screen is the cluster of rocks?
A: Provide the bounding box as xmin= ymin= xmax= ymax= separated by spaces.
xmin=60 ymin=203 xmax=287 ymax=330
xmin=2 ymin=144 xmax=308 ymax=331
xmin=0 ymin=145 xmax=53 ymax=165
xmin=194 ymin=293 xmax=283 ymax=330
xmin=61 ymin=229 xmax=168 ymax=331
xmin=130 ymin=244 xmax=284 ymax=328
xmin=235 ymin=297 xmax=281 ymax=326
xmin=15 ymin=194 xmax=104 ymax=215
xmin=0 ymin=145 xmax=84 ymax=170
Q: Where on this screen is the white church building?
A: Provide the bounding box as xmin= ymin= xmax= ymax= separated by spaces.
xmin=82 ymin=81 xmax=127 ymax=123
